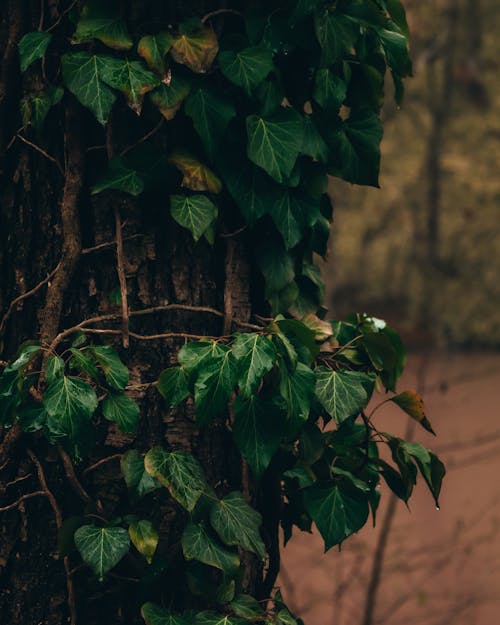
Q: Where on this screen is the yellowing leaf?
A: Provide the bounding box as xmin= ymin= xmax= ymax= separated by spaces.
xmin=171 ymin=23 xmax=218 ymax=73
xmin=138 ymin=32 xmax=173 ymax=76
xmin=169 ymin=152 xmax=222 ymax=193
xmin=391 ymin=390 xmax=436 ymax=435
xmin=149 ymin=74 xmax=191 ymax=121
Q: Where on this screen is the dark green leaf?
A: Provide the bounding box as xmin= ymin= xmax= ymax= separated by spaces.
xmin=99 ymin=57 xmax=159 ymax=114
xmin=141 ymin=603 xmax=190 ymax=625
xmin=313 ymin=69 xmax=347 ymax=110
xmin=230 ymin=595 xmax=264 ymax=619
xmin=102 ymin=390 xmax=139 ymax=435
xmin=23 ymin=86 xmax=63 ymax=131
xmin=232 ymin=395 xmax=286 ymax=478
xmin=195 ymin=612 xmax=246 ymax=625
xmin=280 ymin=363 xmax=315 ymax=434
xmin=150 ymin=74 xmax=191 ymax=121
xmin=194 ymin=350 xmax=237 ymax=425
xmin=270 ymin=189 xmax=321 ymax=249
xmin=182 ymin=522 xmax=240 ymax=576
xmin=74 ymin=525 xmax=130 ymax=580
xmin=247 ymin=110 xmax=304 ymax=183
xmin=18 ymin=32 xmax=52 ymax=72
xmin=177 ymin=341 xmax=227 ymax=373
xmin=92 ymin=157 xmax=144 ymax=196
xmin=209 ymin=491 xmax=265 ymax=559
xmin=303 ymin=481 xmax=369 ymax=550
xmin=46 ymin=356 xmax=65 ymax=383
xmin=314 ymin=10 xmax=356 ymax=65
xmin=69 ymin=348 xmax=99 ymax=379
xmin=73 ymin=0 xmax=132 ymax=50
xmin=232 ymin=333 xmax=276 ymax=397
xmin=301 ymin=116 xmax=329 ymax=164
xmin=402 ymin=442 xmax=445 ymax=507
xmin=144 ymin=447 xmax=208 ymax=511
xmin=121 ymin=450 xmax=160 ymax=499
xmin=315 ymin=368 xmax=374 ymax=424
xmin=158 ymin=367 xmax=190 ymax=408
xmin=185 ymin=88 xmax=236 ymax=162
xmin=170 ymin=194 xmax=218 ymax=243
xmin=89 ymin=345 xmax=129 ymax=390
xmin=219 ymin=46 xmax=274 ymax=95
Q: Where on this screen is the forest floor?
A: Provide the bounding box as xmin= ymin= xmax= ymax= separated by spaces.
xmin=280 ymin=351 xmax=500 ymax=625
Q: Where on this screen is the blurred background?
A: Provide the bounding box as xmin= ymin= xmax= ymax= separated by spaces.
xmin=281 ymin=1 xmax=500 ymax=624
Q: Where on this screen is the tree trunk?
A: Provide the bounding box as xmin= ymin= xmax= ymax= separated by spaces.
xmin=0 ymin=2 xmax=260 ymax=624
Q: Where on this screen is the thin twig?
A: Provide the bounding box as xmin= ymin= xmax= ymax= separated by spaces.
xmin=201 ymin=8 xmax=243 ymax=23
xmin=119 ymin=118 xmax=164 ymax=156
xmin=0 ymin=490 xmax=46 ymax=512
xmin=46 ymin=0 xmax=78 ymax=32
xmin=224 ymin=239 xmax=235 ymax=335
xmin=58 ymin=446 xmax=92 ymax=504
xmin=37 ymin=0 xmax=45 ymax=31
xmin=5 ymin=473 xmax=32 ymax=488
xmin=16 ymin=134 xmax=64 ymax=174
xmin=220 ymin=225 xmax=247 ymax=238
xmin=0 ymin=263 xmax=60 ymax=334
xmin=81 ymin=234 xmax=144 ymax=255
xmin=82 ymin=454 xmax=123 ymax=476
xmin=129 ymin=331 xmax=219 ymax=341
xmin=114 ymin=207 xmax=129 ymax=348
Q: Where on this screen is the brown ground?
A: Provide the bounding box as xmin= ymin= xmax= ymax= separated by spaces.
xmin=280 ymin=352 xmax=500 ymax=625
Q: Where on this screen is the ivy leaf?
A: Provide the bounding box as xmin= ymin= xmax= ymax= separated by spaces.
xmin=313 ymin=69 xmax=347 ymax=110
xmin=209 ymin=491 xmax=265 ymax=559
xmin=219 ymin=46 xmax=274 ymax=95
xmin=169 ymin=152 xmax=222 ymax=194
xmin=279 ymin=362 xmax=315 ymax=435
xmin=232 ymin=333 xmax=276 ymax=397
xmin=99 ymin=58 xmax=159 ymax=114
xmin=326 ymin=108 xmax=383 ymax=187
xmin=255 ymin=240 xmax=295 ymax=295
xmin=72 ymin=0 xmax=132 ymax=51
xmin=69 ymin=348 xmax=99 ymax=380
xmin=61 ymin=52 xmax=116 ymax=125
xmin=150 ymin=75 xmax=191 ymax=121
xmin=185 ymin=88 xmax=236 ymax=162
xmin=246 ymin=110 xmax=304 ymax=183
xmin=46 ymin=356 xmax=65 ymax=383
xmin=171 ymin=22 xmax=219 ymax=73
xmin=92 ymin=157 xmax=144 ymax=196
xmin=182 ymin=522 xmax=240 ymax=576
xmin=43 ymin=376 xmax=98 ymax=442
xmin=385 ymin=0 xmax=410 ymax=38
xmin=270 ymin=189 xmax=320 ymax=249
xmin=301 ymin=116 xmax=329 ymax=164
xmin=402 ymin=442 xmax=445 ymax=507
xmin=170 ymin=195 xmax=218 ymax=243
xmin=144 ymin=447 xmax=208 ymax=511
xmin=230 ymin=595 xmax=265 ymax=619
xmin=194 ymin=351 xmax=237 ymax=425
xmin=74 ymin=525 xmax=130 ymax=581
xmin=303 ymin=482 xmax=369 ymax=550
xmin=315 ymin=368 xmax=374 ymax=424
xmin=378 ymin=27 xmax=412 ymax=77
xmin=290 ymin=0 xmax=326 ymax=22
xmin=138 ymin=32 xmax=174 ymax=75
xmin=314 ymin=10 xmax=357 ymax=65
xmin=22 ymin=86 xmax=63 ymax=131
xmin=157 ymin=366 xmax=191 ymax=408
xmin=195 ymin=613 xmax=247 ymax=625
xmin=102 ymin=390 xmax=140 ymax=435
xmin=89 ymin=345 xmax=129 ymax=390
xmin=232 ymin=395 xmax=286 ymax=479
xmin=178 ymin=341 xmax=226 ymax=373
xmin=141 ymin=603 xmax=190 ymax=625
xmin=129 ymin=520 xmax=158 ymax=564
xmin=121 ymin=450 xmax=160 ymax=499
xmin=390 ymin=390 xmax=435 ymax=435
xmin=18 ymin=32 xmax=52 ymax=72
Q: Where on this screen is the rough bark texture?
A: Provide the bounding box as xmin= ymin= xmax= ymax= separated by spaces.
xmin=0 ymin=2 xmax=262 ymax=624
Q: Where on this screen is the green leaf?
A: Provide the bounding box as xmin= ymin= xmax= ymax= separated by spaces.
xmin=92 ymin=157 xmax=144 ymax=196
xmin=384 ymin=0 xmax=410 ymax=38
xmin=313 ymin=69 xmax=347 ymax=110
xmin=209 ymin=491 xmax=265 ymax=559
xmin=390 ymin=390 xmax=435 ymax=435
xmin=219 ymin=46 xmax=274 ymax=95
xmin=74 ymin=525 xmax=130 ymax=581
xmin=171 ymin=23 xmax=219 ymax=73
xmin=129 ymin=520 xmax=158 ymax=564
xmin=89 ymin=345 xmax=129 ymax=390
xmin=194 ymin=350 xmax=237 ymax=425
xmin=326 ymin=108 xmax=382 ymax=187
xmin=247 ymin=110 xmax=304 ymax=183
xmin=315 ymin=368 xmax=375 ymax=424
xmin=61 ymin=52 xmax=116 ymax=125
xmin=185 ymin=88 xmax=236 ymax=162
xmin=303 ymin=481 xmax=369 ymax=550
xmin=230 ymin=595 xmax=264 ymax=619
xmin=169 ymin=152 xmax=222 ymax=194
xmin=255 ymin=241 xmax=295 ymax=295
xmin=232 ymin=333 xmax=276 ymax=397
xmin=157 ymin=367 xmax=190 ymax=408
xmin=196 ymin=612 xmax=247 ymax=625
xmin=69 ymin=348 xmax=99 ymax=379
xmin=121 ymin=450 xmax=160 ymax=499
xmin=301 ymin=115 xmax=329 ymax=164
xmin=99 ymin=57 xmax=159 ymax=114
xmin=314 ymin=10 xmax=356 ymax=65
xmin=102 ymin=390 xmax=140 ymax=435
xmin=149 ymin=74 xmax=191 ymax=121
xmin=402 ymin=442 xmax=445 ymax=507
xmin=138 ymin=32 xmax=173 ymax=75
xmin=43 ymin=375 xmax=98 ymax=442
xmin=280 ymin=363 xmax=315 ymax=434
xmin=378 ymin=27 xmax=412 ymax=77
xmin=170 ymin=194 xmax=218 ymax=243
xmin=73 ymin=0 xmax=132 ymax=50
xmin=46 ymin=356 xmax=65 ymax=383
xmin=17 ymin=402 xmax=47 ymax=433
xmin=232 ymin=395 xmax=285 ymax=479
xmin=291 ymin=0 xmax=326 ymax=22
xmin=141 ymin=603 xmax=190 ymax=625
xmin=182 ymin=522 xmax=239 ymax=576
xmin=23 ymin=86 xmax=63 ymax=131
xmin=18 ymin=32 xmax=52 ymax=72
xmin=178 ymin=341 xmax=226 ymax=373
xmin=270 ymin=189 xmax=320 ymax=249
xmin=144 ymin=447 xmax=208 ymax=511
